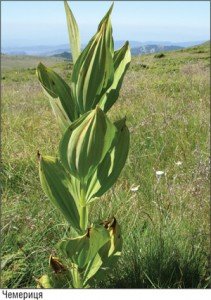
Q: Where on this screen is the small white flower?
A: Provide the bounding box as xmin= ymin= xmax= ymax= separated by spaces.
xmin=130 ymin=185 xmax=140 ymax=192
xmin=156 ymin=171 xmax=165 ymax=179
xmin=156 ymin=170 xmax=164 ymax=176
xmin=175 ymin=161 xmax=182 ymax=166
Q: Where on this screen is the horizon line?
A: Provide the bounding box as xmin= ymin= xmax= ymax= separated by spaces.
xmin=2 ymin=39 xmax=209 ymax=49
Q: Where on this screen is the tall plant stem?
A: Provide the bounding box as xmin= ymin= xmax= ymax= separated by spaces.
xmin=79 ymin=182 xmax=88 ymax=231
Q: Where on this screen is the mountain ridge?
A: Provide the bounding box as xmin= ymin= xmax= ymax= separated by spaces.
xmin=2 ymin=40 xmax=206 ymax=56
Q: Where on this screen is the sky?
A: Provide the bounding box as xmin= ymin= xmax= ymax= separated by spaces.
xmin=1 ymin=1 xmax=210 ymax=48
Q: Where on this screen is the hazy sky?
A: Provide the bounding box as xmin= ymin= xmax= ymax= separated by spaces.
xmin=2 ymin=1 xmax=210 ymax=48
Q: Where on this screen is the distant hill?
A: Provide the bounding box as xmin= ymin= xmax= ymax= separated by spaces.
xmin=131 ymin=45 xmax=183 ymax=56
xmin=52 ymin=44 xmax=183 ymax=59
xmin=2 ymin=40 xmax=206 ymax=57
xmin=200 ymin=40 xmax=210 ymax=47
xmin=52 ymin=51 xmax=72 ymax=60
xmin=52 ymin=42 xmax=210 ymax=59
xmin=6 ymin=51 xmax=27 ymax=56
xmin=181 ymin=40 xmax=210 ymax=54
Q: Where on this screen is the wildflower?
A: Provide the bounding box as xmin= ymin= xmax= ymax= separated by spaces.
xmin=156 ymin=170 xmax=165 ymax=179
xmin=175 ymin=161 xmax=182 ymax=166
xmin=130 ymin=185 xmax=140 ymax=192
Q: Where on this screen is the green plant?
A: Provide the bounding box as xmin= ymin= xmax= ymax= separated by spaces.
xmin=36 ymin=1 xmax=131 ymax=288
xmin=154 ymin=53 xmax=165 ymax=58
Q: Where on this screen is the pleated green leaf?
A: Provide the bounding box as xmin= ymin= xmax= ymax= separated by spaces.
xmin=59 ymin=107 xmax=117 ymax=182
xmin=59 ymin=224 xmax=110 ymax=269
xmin=37 ymin=272 xmax=72 ymax=289
xmin=85 ymin=117 xmax=130 ymax=202
xmin=36 ymin=63 xmax=78 ymax=131
xmin=84 ymin=218 xmax=122 ymax=286
xmin=99 ymin=219 xmax=122 ymax=275
xmin=71 ymin=4 xmax=114 ymax=114
xmin=83 ymin=253 xmax=103 ymax=286
xmin=107 ymin=218 xmax=122 ymax=257
xmin=64 ymin=1 xmax=80 ymax=63
xmin=39 ymin=155 xmax=81 ymax=232
xmin=37 ymin=275 xmax=54 ymax=288
xmin=99 ymin=41 xmax=131 ymax=112
xmin=59 ymin=111 xmax=90 ymax=172
xmin=97 ymin=2 xmax=114 ymax=54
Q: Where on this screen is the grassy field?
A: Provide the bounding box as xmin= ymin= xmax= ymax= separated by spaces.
xmin=1 ymin=42 xmax=210 ymax=288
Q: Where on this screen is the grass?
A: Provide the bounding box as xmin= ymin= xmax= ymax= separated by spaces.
xmin=1 ymin=54 xmax=64 ymax=71
xmin=1 ymin=42 xmax=210 ymax=288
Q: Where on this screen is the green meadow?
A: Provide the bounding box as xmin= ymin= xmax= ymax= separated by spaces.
xmin=1 ymin=42 xmax=210 ymax=288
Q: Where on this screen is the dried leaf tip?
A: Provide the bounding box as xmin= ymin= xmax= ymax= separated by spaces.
xmin=37 ymin=150 xmax=41 ymax=162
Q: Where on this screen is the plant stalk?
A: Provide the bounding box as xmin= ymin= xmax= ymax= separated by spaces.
xmin=79 ymin=182 xmax=88 ymax=231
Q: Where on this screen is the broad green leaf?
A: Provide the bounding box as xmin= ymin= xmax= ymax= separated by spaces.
xmin=83 ymin=253 xmax=103 ymax=286
xmin=85 ymin=218 xmax=122 ymax=285
xmin=59 ymin=111 xmax=90 ymax=172
xmin=71 ymin=4 xmax=114 ymax=114
xmin=59 ymin=224 xmax=110 ymax=269
xmin=39 ymin=155 xmax=81 ymax=232
xmin=70 ymin=263 xmax=83 ymax=288
xmin=68 ymin=175 xmax=83 ymax=202
xmin=37 ymin=272 xmax=72 ymax=288
xmin=64 ymin=1 xmax=80 ymax=63
xmin=36 ymin=63 xmax=78 ymax=131
xmin=97 ymin=2 xmax=114 ymax=54
xmin=99 ymin=41 xmax=131 ymax=112
xmin=85 ymin=118 xmax=130 ymax=202
xmin=49 ymin=97 xmax=71 ymax=133
xmin=59 ymin=232 xmax=88 ymax=267
xmin=37 ymin=275 xmax=54 ymax=288
xmin=107 ymin=218 xmax=122 ymax=257
xmin=96 ymin=218 xmax=122 ymax=258
xmin=59 ymin=107 xmax=117 ymax=182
